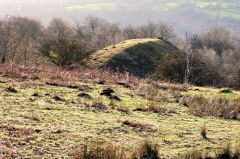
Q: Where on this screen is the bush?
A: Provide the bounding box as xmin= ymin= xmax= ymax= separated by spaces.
xmin=154 ymin=51 xmax=186 ymax=83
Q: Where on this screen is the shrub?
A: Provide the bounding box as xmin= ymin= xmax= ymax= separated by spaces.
xmin=39 ymin=18 xmax=90 ymax=67
xmin=154 ymin=51 xmax=186 ymax=83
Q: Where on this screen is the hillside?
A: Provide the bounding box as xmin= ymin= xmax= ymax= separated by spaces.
xmin=1 ymin=64 xmax=240 ymax=158
xmin=88 ymin=39 xmax=178 ymax=77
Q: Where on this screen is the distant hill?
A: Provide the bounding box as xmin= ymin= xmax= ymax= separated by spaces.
xmin=88 ymin=38 xmax=178 ymax=77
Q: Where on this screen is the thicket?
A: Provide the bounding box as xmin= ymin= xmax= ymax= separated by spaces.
xmin=155 ymin=27 xmax=240 ymax=89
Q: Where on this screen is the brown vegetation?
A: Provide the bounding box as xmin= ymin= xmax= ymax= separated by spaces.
xmin=185 ymin=95 xmax=240 ymax=119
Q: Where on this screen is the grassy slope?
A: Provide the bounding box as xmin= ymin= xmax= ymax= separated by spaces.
xmin=1 ymin=76 xmax=240 ymax=158
xmin=88 ymin=39 xmax=177 ymax=77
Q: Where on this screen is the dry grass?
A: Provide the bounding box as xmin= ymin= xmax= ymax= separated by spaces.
xmin=91 ymin=98 xmax=108 ymax=111
xmin=132 ymin=140 xmax=160 ymax=159
xmin=0 ymin=63 xmax=141 ymax=85
xmin=182 ymin=143 xmax=240 ymax=159
xmin=75 ymin=140 xmax=160 ymax=159
xmin=183 ymin=149 xmax=202 ymax=159
xmin=136 ymin=84 xmax=170 ymax=102
xmin=156 ymin=82 xmax=188 ymax=92
xmin=185 ymin=95 xmax=240 ymax=119
xmin=74 ymin=141 xmax=126 ymax=159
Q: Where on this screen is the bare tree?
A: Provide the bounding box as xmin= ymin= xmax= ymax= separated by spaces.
xmin=202 ymin=27 xmax=234 ymax=56
xmin=123 ymin=25 xmax=139 ymax=39
xmin=75 ymin=16 xmax=123 ymax=51
xmin=10 ymin=17 xmax=43 ymax=65
xmin=0 ymin=19 xmax=21 ymax=63
xmin=123 ymin=21 xmax=176 ymax=43
xmin=185 ymin=33 xmax=192 ymax=84
xmin=40 ymin=18 xmax=90 ymax=67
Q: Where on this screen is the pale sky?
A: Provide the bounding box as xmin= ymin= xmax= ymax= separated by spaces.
xmin=0 ymin=0 xmax=239 ymax=35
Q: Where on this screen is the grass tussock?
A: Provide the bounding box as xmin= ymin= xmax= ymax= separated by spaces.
xmin=182 ymin=143 xmax=240 ymax=159
xmin=132 ymin=140 xmax=160 ymax=159
xmin=75 ymin=140 xmax=160 ymax=159
xmin=185 ymin=95 xmax=240 ymax=119
xmin=137 ymin=85 xmax=169 ymax=103
xmin=74 ymin=141 xmax=126 ymax=159
xmin=156 ymin=83 xmax=188 ymax=92
xmin=183 ymin=149 xmax=202 ymax=159
xmin=91 ymin=98 xmax=108 ymax=111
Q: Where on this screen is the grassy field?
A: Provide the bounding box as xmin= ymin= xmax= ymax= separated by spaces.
xmin=1 ymin=65 xmax=240 ymax=158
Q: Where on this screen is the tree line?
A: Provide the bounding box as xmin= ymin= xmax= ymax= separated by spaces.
xmin=0 ymin=16 xmax=176 ymax=66
xmin=0 ymin=15 xmax=240 ymax=89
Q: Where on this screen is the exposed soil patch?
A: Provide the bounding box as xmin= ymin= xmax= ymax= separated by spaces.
xmin=32 ymin=93 xmax=41 ymax=97
xmin=6 ymin=87 xmax=18 ymax=93
xmin=46 ymin=82 xmax=64 ymax=87
xmin=78 ymin=93 xmax=92 ymax=99
xmin=98 ymin=81 xmax=105 ymax=85
xmin=0 ymin=125 xmax=34 ymax=137
xmin=109 ymin=95 xmax=121 ymax=101
xmin=100 ymin=88 xmax=114 ymax=96
xmin=117 ymin=82 xmax=131 ymax=88
xmin=53 ymin=96 xmax=66 ymax=102
xmin=67 ymin=85 xmax=79 ymax=89
xmin=133 ymin=108 xmax=148 ymax=112
xmin=100 ymin=88 xmax=121 ymax=101
xmin=122 ymin=120 xmax=153 ymax=132
xmin=46 ymin=82 xmax=80 ymax=90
